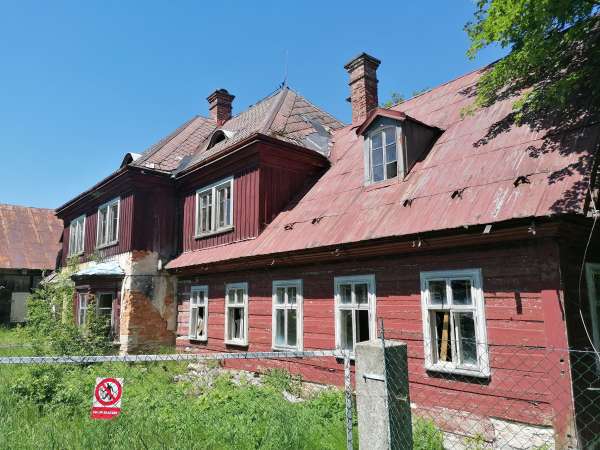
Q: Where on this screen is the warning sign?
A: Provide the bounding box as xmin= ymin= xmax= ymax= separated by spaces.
xmin=91 ymin=377 xmax=123 ymax=420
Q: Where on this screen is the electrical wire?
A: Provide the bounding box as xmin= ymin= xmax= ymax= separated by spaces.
xmin=577 ymin=179 xmax=600 ymax=363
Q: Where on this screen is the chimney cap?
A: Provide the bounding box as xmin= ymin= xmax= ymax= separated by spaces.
xmin=207 ymin=88 xmax=235 ymax=103
xmin=344 ymin=52 xmax=381 ymax=72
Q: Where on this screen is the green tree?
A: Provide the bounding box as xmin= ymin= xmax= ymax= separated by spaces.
xmin=465 ymin=0 xmax=599 ymax=123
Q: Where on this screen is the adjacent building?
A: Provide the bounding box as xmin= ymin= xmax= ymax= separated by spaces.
xmin=0 ymin=204 xmax=62 ymax=323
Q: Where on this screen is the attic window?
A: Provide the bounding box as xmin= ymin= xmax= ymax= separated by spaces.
xmin=368 ymin=127 xmax=398 ymax=183
xmin=207 ymin=130 xmax=228 ymax=150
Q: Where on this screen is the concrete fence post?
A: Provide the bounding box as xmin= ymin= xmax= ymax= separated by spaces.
xmin=355 ymin=340 xmax=412 ymax=450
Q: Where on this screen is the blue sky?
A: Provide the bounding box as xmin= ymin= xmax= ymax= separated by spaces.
xmin=0 ymin=1 xmax=505 ymax=209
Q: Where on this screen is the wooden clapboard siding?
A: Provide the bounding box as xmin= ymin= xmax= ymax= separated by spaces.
xmin=175 ymin=238 xmax=573 ymax=429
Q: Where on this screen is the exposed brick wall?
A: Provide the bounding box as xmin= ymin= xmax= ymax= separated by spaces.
xmin=120 ymin=290 xmax=175 ymax=352
xmin=174 ymin=238 xmax=575 ymax=438
xmin=344 ymin=53 xmax=380 ymax=125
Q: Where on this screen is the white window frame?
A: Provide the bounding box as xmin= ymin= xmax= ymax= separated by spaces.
xmin=77 ymin=293 xmax=88 ymax=326
xmin=420 ymin=269 xmax=490 ymax=378
xmin=334 ymin=274 xmax=377 ymax=355
xmin=195 ymin=176 xmax=234 ymax=238
xmin=272 ymin=279 xmax=303 ymax=351
xmin=96 ymin=197 xmax=120 ymax=249
xmin=367 ymin=126 xmax=398 ymax=183
xmin=68 ymin=214 xmax=86 ymax=256
xmin=189 ymin=285 xmax=209 ymax=341
xmin=224 ymin=282 xmax=248 ymax=346
xmin=585 ymin=263 xmax=600 ymax=372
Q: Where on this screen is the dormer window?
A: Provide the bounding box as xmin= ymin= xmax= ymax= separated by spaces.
xmin=360 ymin=109 xmax=442 ymax=186
xmin=195 ymin=176 xmax=234 ymax=237
xmin=369 ymin=127 xmax=398 ymax=182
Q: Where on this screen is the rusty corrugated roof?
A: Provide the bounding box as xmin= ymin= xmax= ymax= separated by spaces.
xmin=0 ymin=204 xmax=63 ymax=270
xmin=166 ymin=67 xmax=600 ymax=270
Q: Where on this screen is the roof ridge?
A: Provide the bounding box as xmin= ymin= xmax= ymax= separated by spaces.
xmin=222 ymin=87 xmax=284 ymax=125
xmin=261 ymin=88 xmax=289 ymax=133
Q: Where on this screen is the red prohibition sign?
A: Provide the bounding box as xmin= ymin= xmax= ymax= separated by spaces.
xmin=94 ymin=378 xmax=122 ymax=406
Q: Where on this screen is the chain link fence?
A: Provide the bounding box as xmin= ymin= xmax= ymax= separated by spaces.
xmin=0 ymin=337 xmax=356 ymax=450
xmin=378 ymin=320 xmax=600 ymax=449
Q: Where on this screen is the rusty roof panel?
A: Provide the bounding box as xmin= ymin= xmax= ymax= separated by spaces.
xmin=167 ymin=67 xmax=599 ymax=270
xmin=0 ymin=204 xmax=63 ymax=271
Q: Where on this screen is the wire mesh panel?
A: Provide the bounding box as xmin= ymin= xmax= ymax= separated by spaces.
xmin=378 ymin=321 xmax=600 ymax=450
xmin=0 ymin=332 xmax=355 ymax=450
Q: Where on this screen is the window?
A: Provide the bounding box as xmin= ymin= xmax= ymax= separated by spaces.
xmin=96 ymin=292 xmax=114 ymax=325
xmin=77 ymin=293 xmax=88 ymax=326
xmin=189 ymin=285 xmax=209 ymax=341
xmin=420 ymin=269 xmax=489 ymax=377
xmin=368 ymin=127 xmax=397 ymax=183
xmin=195 ymin=177 xmax=233 ymax=237
xmin=586 ymin=263 xmax=600 ymax=370
xmin=68 ymin=215 xmax=86 ymax=256
xmin=334 ymin=275 xmax=376 ymax=353
xmin=225 ymin=282 xmax=248 ymax=345
xmin=96 ymin=198 xmax=120 ymax=248
xmin=272 ymin=280 xmax=303 ymax=350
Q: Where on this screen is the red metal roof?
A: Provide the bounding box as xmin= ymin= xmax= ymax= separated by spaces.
xmin=167 ymin=67 xmax=599 ymax=270
xmin=0 ymin=204 xmax=63 ymax=270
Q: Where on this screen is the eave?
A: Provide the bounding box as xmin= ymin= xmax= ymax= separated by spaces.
xmin=166 ymin=216 xmax=587 ymax=276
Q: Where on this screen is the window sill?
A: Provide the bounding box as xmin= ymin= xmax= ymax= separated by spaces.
xmin=189 ymin=336 xmax=208 ymax=343
xmin=96 ymin=241 xmax=119 ymax=250
xmin=272 ymin=345 xmax=302 ymax=352
xmin=225 ymin=339 xmax=248 ymax=347
xmin=194 ymin=226 xmax=234 ymax=240
xmin=68 ymin=251 xmax=84 ymax=258
xmin=425 ymin=363 xmax=490 ymax=379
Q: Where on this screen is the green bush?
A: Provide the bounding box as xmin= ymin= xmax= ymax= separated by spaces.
xmin=413 ymin=417 xmax=444 ymax=450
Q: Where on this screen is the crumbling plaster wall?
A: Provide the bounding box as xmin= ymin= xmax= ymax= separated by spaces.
xmin=74 ymin=251 xmax=177 ymax=352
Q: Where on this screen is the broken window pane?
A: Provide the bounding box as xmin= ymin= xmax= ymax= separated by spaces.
xmin=340 ymin=310 xmax=353 ymax=350
xmin=434 ymin=311 xmax=452 ymax=362
xmin=196 ymin=307 xmax=205 ymax=338
xmin=356 ymin=309 xmax=370 ymax=342
xmin=455 ymin=312 xmax=477 ymax=365
xmin=355 ymin=283 xmax=368 ymax=304
xmin=429 ymin=281 xmax=446 ymax=305
xmin=97 ymin=293 xmax=113 ymax=310
xmin=275 ymin=309 xmax=285 ymax=346
xmin=340 ymin=284 xmax=352 ymax=304
xmin=287 ymin=309 xmax=297 ymax=347
xmin=451 ymin=279 xmax=472 ymax=305
xmin=229 ymin=307 xmax=244 ymax=340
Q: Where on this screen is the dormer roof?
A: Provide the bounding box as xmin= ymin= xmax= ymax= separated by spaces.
xmin=356 ymin=107 xmax=442 ymax=136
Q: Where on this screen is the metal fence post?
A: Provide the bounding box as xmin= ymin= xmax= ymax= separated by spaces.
xmin=344 ymin=352 xmax=354 ymax=450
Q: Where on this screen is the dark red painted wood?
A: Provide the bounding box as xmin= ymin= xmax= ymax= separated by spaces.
xmin=174 ymin=239 xmax=572 ymax=429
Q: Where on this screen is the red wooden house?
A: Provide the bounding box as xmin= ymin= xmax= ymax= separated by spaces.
xmin=55 ymin=53 xmax=600 ymax=447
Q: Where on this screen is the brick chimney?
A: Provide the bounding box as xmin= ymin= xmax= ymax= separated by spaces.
xmin=344 ymin=53 xmax=381 ymax=125
xmin=207 ymin=89 xmax=235 ymax=126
